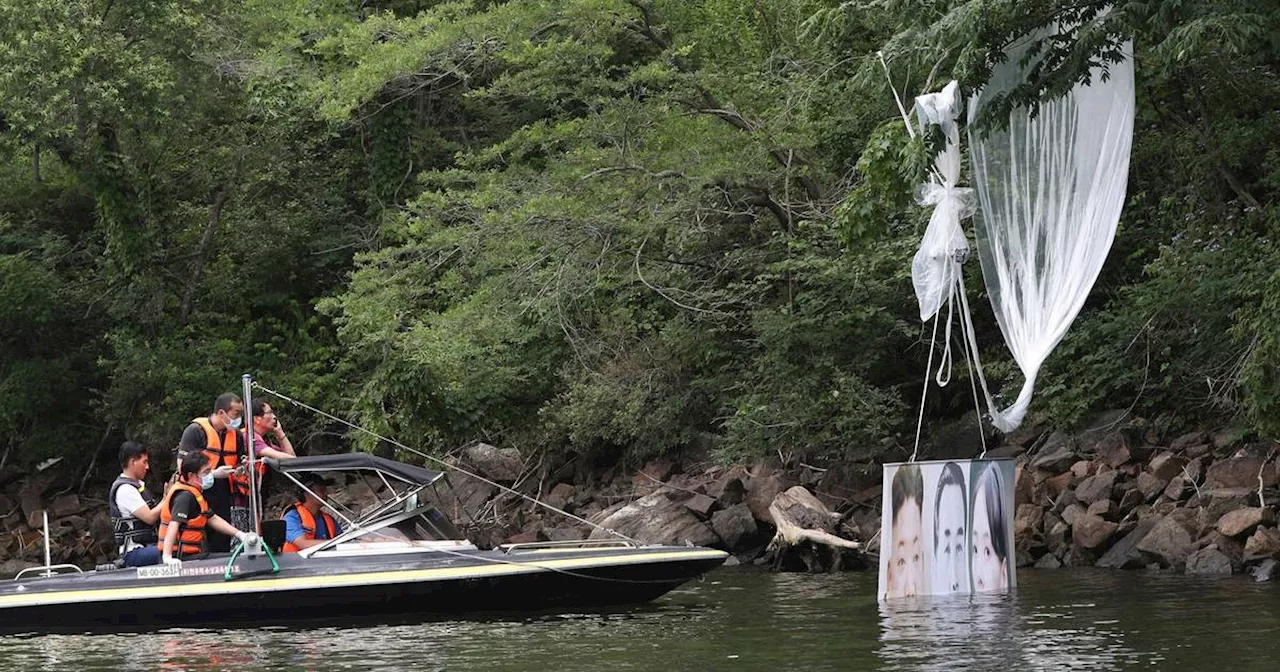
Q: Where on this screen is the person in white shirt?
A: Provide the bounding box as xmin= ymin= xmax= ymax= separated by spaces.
xmin=109 ymin=441 xmax=164 ymax=567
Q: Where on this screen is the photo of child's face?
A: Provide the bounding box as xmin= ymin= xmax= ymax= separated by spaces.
xmin=932 ymin=481 xmax=967 ymax=593
xmin=886 ymin=493 xmax=924 ymax=598
xmin=970 ymin=465 xmax=1010 ymax=593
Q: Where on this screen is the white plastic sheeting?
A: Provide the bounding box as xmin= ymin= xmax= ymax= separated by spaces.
xmin=966 ymin=42 xmax=1136 ymax=432
xmin=911 ymin=81 xmax=975 ymax=323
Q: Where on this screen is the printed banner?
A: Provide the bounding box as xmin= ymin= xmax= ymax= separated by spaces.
xmin=877 ymin=458 xmax=1016 ymax=600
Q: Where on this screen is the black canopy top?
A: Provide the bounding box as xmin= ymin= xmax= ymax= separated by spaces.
xmin=264 ymin=454 xmax=443 ymax=487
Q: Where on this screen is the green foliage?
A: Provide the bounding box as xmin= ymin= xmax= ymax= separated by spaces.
xmin=1 ymin=0 xmax=1278 ymax=482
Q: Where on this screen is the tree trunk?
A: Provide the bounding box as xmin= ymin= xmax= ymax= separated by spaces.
xmin=179 ymin=187 xmax=233 ymax=324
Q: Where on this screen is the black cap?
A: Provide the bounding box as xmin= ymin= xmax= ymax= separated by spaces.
xmin=299 ymin=473 xmax=334 ymax=488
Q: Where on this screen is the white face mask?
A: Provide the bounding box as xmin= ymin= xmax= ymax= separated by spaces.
xmin=227 ymin=416 xmax=243 ymax=430
xmin=200 ymin=473 xmax=215 ymax=490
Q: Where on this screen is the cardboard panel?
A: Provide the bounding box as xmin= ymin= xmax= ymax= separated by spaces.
xmin=878 ymin=459 xmax=1015 ymax=600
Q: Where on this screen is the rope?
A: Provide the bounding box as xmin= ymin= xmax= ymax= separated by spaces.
xmin=910 ymin=314 xmax=941 ymax=463
xmin=251 ymin=382 xmax=639 ymax=544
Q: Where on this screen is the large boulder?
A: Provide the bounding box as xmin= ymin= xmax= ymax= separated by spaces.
xmin=1014 ymin=504 xmax=1045 ymax=549
xmin=1061 ymin=503 xmax=1087 ymax=527
xmin=1186 ymin=546 xmax=1233 ymax=575
xmin=544 ymin=483 xmax=576 ymax=511
xmin=590 ymin=490 xmax=720 ymax=547
xmin=463 ymin=443 xmax=524 ymax=482
xmin=1097 ymin=518 xmax=1158 ymax=569
xmin=745 ymin=472 xmax=793 ymax=524
xmin=1073 ymin=514 xmax=1119 ymax=550
xmin=1095 ymin=431 xmax=1149 ymax=468
xmin=1148 ymin=452 xmax=1188 ymax=482
xmin=1136 ymin=472 xmax=1168 ymax=502
xmin=50 ymin=494 xmax=83 ymax=519
xmin=711 ymin=503 xmax=758 ymax=550
xmin=1206 ymin=455 xmax=1279 ymax=490
xmin=1075 ymin=471 xmax=1119 ymax=505
xmin=1216 ymin=507 xmax=1275 ymax=538
xmin=1137 ymin=515 xmax=1194 ymax=567
xmin=1031 ymin=433 xmax=1079 ymax=473
xmin=1170 ymin=431 xmax=1209 ymax=452
xmin=1244 ymin=526 xmax=1280 ymax=561
xmin=1087 ymin=499 xmax=1116 ymax=521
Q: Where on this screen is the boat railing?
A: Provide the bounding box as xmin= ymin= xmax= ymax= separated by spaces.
xmin=499 ymin=539 xmax=638 ymax=553
xmin=13 ymin=511 xmax=86 ymax=581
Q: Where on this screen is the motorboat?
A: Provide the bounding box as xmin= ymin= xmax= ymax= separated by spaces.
xmin=0 ymin=452 xmax=727 ymax=633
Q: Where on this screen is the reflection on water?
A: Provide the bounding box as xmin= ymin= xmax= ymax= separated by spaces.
xmin=2 ymin=569 xmax=1278 ymax=671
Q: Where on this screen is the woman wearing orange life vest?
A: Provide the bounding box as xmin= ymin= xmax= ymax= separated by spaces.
xmin=282 ymin=473 xmax=343 ymax=552
xmin=159 ymin=452 xmax=259 ymax=564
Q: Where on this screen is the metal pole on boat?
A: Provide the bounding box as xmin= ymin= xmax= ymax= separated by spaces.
xmin=243 ymin=373 xmax=261 ymax=535
xmin=42 ymin=510 xmax=51 ymax=577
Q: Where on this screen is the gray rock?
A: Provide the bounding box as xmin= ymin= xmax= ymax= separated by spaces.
xmin=745 ymin=474 xmax=789 ymax=524
xmin=1148 ymin=452 xmax=1188 ymax=482
xmin=547 ymin=526 xmax=586 ymax=541
xmin=1061 ymin=503 xmax=1087 ymax=527
xmin=50 ymin=494 xmax=83 ymax=519
xmin=1075 ymin=471 xmax=1119 ymax=505
xmin=1170 ymin=431 xmax=1209 ymax=452
xmin=1136 ymin=472 xmax=1168 ymax=502
xmin=590 ymin=491 xmax=720 ymax=547
xmin=1186 ymin=546 xmax=1233 ymax=575
xmin=1216 ymin=507 xmax=1275 ymax=538
xmin=463 ymin=443 xmax=524 ymax=482
xmin=1095 ymin=432 xmax=1148 ymax=468
xmin=1047 ymin=521 xmax=1071 ymax=556
xmin=1031 ymin=432 xmax=1079 ymax=472
xmin=710 ymin=503 xmax=758 ymax=550
xmin=1117 ymin=488 xmax=1144 ymax=516
xmin=1034 ymin=552 xmax=1062 ymax=569
xmin=684 ymin=493 xmax=717 ymax=518
xmin=1249 ymin=558 xmax=1279 ymax=582
xmin=1052 ymin=487 xmax=1078 ymax=515
xmin=1097 ymin=518 xmax=1157 ymax=569
xmin=1206 ymin=456 xmax=1278 ymax=490
xmin=1162 ymin=476 xmax=1191 ymax=503
xmin=1137 ymin=515 xmax=1194 ymax=568
xmin=1087 ymin=499 xmax=1116 ymax=521
xmin=1245 ymin=526 xmax=1280 ymax=560
xmin=1073 ymin=514 xmax=1119 ymax=550
xmin=544 ymin=483 xmax=576 ymax=511
xmin=1184 ymin=456 xmax=1206 ymax=484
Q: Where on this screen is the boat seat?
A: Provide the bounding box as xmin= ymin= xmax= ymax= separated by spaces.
xmin=261 ymin=519 xmax=286 ymax=553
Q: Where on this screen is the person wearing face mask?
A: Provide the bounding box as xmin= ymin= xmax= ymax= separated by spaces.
xmin=176 ymin=392 xmax=246 ymax=553
xmin=158 ymin=452 xmax=258 ymax=563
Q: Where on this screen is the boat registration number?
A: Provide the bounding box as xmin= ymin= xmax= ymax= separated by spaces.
xmin=137 ymin=564 xmax=236 ymax=580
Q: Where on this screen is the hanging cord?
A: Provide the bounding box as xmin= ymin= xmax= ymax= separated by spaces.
xmin=251 ymin=382 xmax=639 ymax=544
xmin=910 ymin=314 xmax=941 ymax=462
xmin=951 ymin=270 xmax=989 ymax=458
xmin=954 ymin=268 xmax=1005 ymax=430
xmin=879 ymin=51 xmax=916 ymax=139
xmin=935 ymin=282 xmax=955 ymax=386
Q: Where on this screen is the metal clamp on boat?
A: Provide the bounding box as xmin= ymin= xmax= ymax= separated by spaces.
xmin=224 ymin=536 xmax=280 ymax=581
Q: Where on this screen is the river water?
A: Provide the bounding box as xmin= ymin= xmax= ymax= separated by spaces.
xmin=2 ymin=568 xmax=1277 ymax=670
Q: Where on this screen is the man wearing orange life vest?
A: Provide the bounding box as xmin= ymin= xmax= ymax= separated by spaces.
xmin=176 ymin=393 xmax=248 ymax=553
xmin=282 ymin=473 xmax=343 ymax=552
xmin=159 ymin=452 xmax=258 ymax=564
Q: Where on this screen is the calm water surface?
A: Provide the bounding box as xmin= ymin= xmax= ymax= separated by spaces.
xmin=2 ymin=568 xmax=1277 ymax=670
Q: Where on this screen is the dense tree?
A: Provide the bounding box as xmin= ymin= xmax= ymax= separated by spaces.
xmin=0 ymin=0 xmax=1275 ymax=479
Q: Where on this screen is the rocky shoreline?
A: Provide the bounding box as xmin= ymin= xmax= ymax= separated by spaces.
xmin=3 ymin=413 xmax=1278 ymax=582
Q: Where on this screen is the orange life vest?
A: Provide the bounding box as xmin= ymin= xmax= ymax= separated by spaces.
xmin=282 ymin=503 xmax=338 ymax=553
xmin=192 ymin=416 xmax=263 ymax=497
xmin=158 ymin=482 xmax=210 ymax=558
